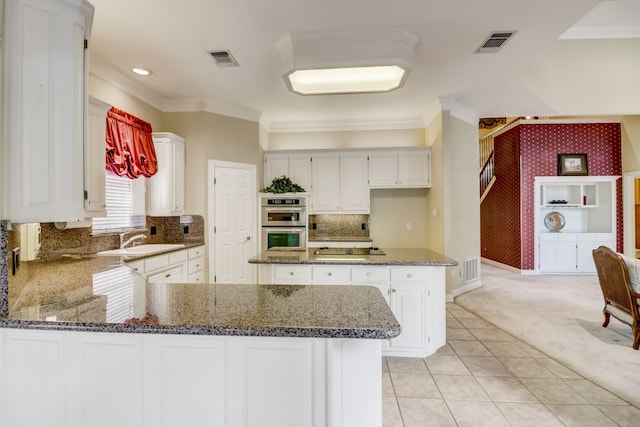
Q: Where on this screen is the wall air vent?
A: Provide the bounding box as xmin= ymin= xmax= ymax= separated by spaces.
xmin=475 ymin=31 xmax=517 ymax=54
xmin=209 ymin=50 xmax=239 ymax=67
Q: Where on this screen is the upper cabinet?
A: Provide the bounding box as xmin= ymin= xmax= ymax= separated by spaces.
xmin=264 ymin=152 xmax=311 ymax=191
xmin=310 ymin=151 xmax=369 ymax=213
xmin=147 ymin=132 xmax=185 ymax=216
xmin=369 ymin=147 xmax=431 ymax=188
xmin=2 ymin=0 xmax=94 ymax=222
xmin=83 ymin=97 xmax=111 ymax=217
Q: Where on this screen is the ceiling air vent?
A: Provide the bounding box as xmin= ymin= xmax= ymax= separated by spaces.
xmin=209 ymin=50 xmax=239 ymax=67
xmin=475 ymin=31 xmax=517 ymax=54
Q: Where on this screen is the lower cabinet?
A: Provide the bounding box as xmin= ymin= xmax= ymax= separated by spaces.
xmin=538 ymin=233 xmax=614 ymax=273
xmin=127 ymin=245 xmax=205 ymax=283
xmin=264 ymin=264 xmax=446 ymax=357
xmin=0 ymin=329 xmax=382 ymax=427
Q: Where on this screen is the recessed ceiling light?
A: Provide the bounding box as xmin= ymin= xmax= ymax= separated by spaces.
xmin=131 ymin=67 xmax=152 ymax=76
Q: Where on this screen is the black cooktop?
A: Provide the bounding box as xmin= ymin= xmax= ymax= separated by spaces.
xmin=313 ymin=247 xmax=386 ymax=256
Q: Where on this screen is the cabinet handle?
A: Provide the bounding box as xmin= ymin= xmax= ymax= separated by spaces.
xmin=165 ymin=274 xmax=171 ymax=278
xmin=407 ymin=273 xmax=413 ymax=278
xmin=289 ymin=271 xmax=294 ymax=276
xmin=391 ymin=288 xmax=396 ymax=293
xmin=328 ymin=272 xmax=332 ymax=276
xmin=366 ymin=272 xmax=371 ymax=277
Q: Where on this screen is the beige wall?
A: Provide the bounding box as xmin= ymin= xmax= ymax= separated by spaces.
xmin=622 ymin=116 xmax=640 ymax=173
xmin=88 ymin=74 xmax=164 ymax=130
xmin=424 ymin=113 xmax=444 ymax=253
xmin=163 ymin=111 xmax=261 ymax=217
xmin=267 ymin=128 xmax=425 ymax=150
xmin=441 ymin=112 xmax=480 ymax=294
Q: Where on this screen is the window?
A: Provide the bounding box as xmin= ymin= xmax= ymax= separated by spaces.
xmin=92 ymin=172 xmax=146 ymax=233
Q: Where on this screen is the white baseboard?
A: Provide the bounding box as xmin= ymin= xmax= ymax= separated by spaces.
xmin=480 ymin=257 xmax=535 ymax=275
xmin=447 ymin=280 xmax=482 ymax=302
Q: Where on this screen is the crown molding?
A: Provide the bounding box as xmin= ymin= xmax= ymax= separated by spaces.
xmin=560 ymin=26 xmax=640 ymax=40
xmin=266 ymin=116 xmax=426 ymax=133
xmin=163 ymin=99 xmax=262 ymax=122
xmin=89 ymin=55 xmax=166 ymax=111
xmin=90 ymin=55 xmax=261 ymax=122
xmin=438 ymin=96 xmax=479 ymax=126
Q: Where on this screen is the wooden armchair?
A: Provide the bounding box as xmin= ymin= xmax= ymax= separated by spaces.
xmin=592 ymin=246 xmax=640 ymax=350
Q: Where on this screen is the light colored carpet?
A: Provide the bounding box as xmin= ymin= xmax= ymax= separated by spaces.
xmin=455 ymin=264 xmax=640 ymax=408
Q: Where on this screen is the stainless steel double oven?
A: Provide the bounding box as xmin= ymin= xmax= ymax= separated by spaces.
xmin=261 ymin=196 xmax=307 ymax=251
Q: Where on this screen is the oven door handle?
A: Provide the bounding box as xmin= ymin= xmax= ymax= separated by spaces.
xmin=263 ymin=207 xmax=304 ymax=211
xmin=263 ymin=228 xmax=305 ymax=233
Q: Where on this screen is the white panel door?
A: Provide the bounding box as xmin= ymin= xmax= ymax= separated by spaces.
xmin=212 ymin=162 xmax=257 ymax=283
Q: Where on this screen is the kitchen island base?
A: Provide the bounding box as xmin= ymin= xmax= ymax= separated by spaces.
xmin=0 ymin=329 xmax=382 ymax=427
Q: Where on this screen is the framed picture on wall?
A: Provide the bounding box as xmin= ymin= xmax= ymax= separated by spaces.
xmin=557 ymin=153 xmax=588 ymax=176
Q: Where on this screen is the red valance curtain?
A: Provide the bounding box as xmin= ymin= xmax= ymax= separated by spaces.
xmin=105 ymin=107 xmax=158 ymax=178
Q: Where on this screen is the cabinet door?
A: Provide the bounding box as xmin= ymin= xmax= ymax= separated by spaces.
xmin=147 ymin=265 xmax=185 ymax=284
xmin=390 ymin=283 xmax=426 ymax=349
xmin=368 ymin=152 xmax=398 ymax=188
xmin=539 ymin=241 xmax=577 ymax=272
xmin=148 ymin=133 xmax=185 ymax=216
xmin=264 ymin=153 xmax=289 ymax=186
xmin=288 ymin=153 xmax=312 ymax=191
xmin=339 ymin=152 xmax=369 ymax=212
xmin=398 ymin=149 xmax=430 ymax=187
xmin=310 ymin=152 xmax=340 ymax=212
xmin=3 ymin=0 xmax=93 ymax=222
xmin=84 ymin=97 xmax=111 ymax=217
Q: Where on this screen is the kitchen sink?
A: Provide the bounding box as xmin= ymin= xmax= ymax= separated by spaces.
xmin=97 ymin=244 xmax=185 ymax=257
xmin=313 ymin=247 xmax=385 ymax=256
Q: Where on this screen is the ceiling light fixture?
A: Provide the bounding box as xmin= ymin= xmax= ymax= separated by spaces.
xmin=276 ymin=28 xmax=418 ymax=95
xmin=131 ymin=67 xmax=152 ymax=76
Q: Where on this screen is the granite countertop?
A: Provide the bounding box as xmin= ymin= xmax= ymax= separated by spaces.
xmin=1 ymin=249 xmax=400 ymax=340
xmin=249 ymin=248 xmax=458 ymax=266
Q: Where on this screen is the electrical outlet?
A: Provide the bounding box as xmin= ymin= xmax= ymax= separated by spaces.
xmin=150 ymin=226 xmax=157 ymax=235
xmin=406 ymin=222 xmax=412 ymax=230
xmin=183 ymin=225 xmax=189 ymax=234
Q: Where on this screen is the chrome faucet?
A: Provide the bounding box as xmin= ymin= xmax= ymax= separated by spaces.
xmin=120 ymin=233 xmax=147 ymax=249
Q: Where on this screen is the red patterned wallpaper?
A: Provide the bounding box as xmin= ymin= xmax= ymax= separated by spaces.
xmin=480 ymin=126 xmax=522 ymax=268
xmin=481 ymin=122 xmax=622 ymax=270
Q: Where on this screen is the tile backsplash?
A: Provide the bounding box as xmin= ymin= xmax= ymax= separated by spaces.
xmin=308 ymin=214 xmax=369 ymax=239
xmin=5 ymin=215 xmax=205 ymax=263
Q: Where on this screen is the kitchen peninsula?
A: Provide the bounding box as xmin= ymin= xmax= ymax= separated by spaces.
xmin=0 ymin=250 xmax=399 ymax=427
xmin=250 ymin=247 xmax=458 ymax=358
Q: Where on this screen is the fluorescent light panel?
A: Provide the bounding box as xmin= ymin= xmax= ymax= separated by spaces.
xmin=288 ymin=65 xmax=405 ymax=95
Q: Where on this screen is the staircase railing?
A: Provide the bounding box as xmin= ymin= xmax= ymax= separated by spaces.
xmin=479 ymin=117 xmax=522 ymax=200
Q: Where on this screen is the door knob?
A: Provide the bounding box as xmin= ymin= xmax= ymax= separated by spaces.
xmin=246 ymin=236 xmax=251 ymax=241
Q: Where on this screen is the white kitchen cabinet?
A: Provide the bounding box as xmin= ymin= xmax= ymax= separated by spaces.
xmin=264 ymin=152 xmax=311 ymax=191
xmin=368 ymin=147 xmax=431 ymax=188
xmin=2 ymin=0 xmax=94 ymax=222
xmin=272 ymin=265 xmax=312 ymax=284
xmin=535 ymin=176 xmax=618 ymax=274
xmin=125 ymin=246 xmax=206 ymax=284
xmin=310 ymin=151 xmax=369 ymax=213
xmin=187 ymin=245 xmax=206 ymax=283
xmin=147 ymin=132 xmax=185 ymax=216
xmin=261 ymin=263 xmax=445 ymax=357
xmin=83 ymin=97 xmax=111 ymax=217
xmin=311 ymin=265 xmax=351 ymax=284
xmin=351 ymin=266 xmax=391 ymax=306
xmin=147 ymin=265 xmax=185 ymax=284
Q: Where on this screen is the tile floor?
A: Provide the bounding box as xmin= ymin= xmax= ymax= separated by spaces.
xmin=382 ymin=303 xmax=640 ymax=426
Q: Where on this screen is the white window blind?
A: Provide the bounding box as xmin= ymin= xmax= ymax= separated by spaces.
xmin=92 ymin=172 xmax=145 ymax=233
xmin=92 ymin=266 xmax=135 ymax=323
